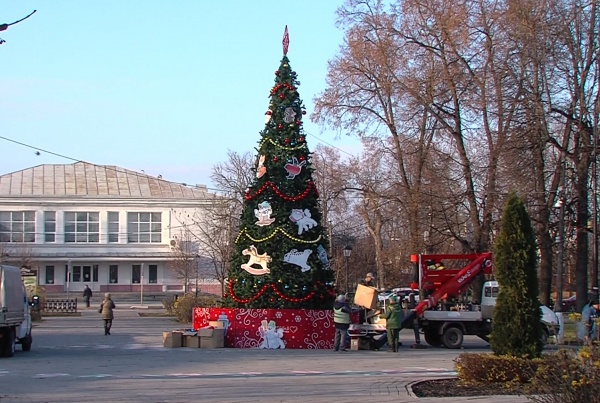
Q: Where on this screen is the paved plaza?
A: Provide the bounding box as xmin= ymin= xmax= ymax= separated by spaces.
xmin=0 ymin=307 xmax=530 ymax=402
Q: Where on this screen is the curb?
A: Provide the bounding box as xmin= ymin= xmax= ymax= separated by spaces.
xmin=405 ymin=379 xmax=422 ymax=399
xmin=405 ymin=377 xmax=458 ymax=399
xmin=129 ymin=305 xmax=164 ymax=309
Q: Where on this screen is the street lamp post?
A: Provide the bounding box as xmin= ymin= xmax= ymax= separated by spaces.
xmin=554 ymin=187 xmax=566 ymax=312
xmin=343 ymin=246 xmax=352 ymax=295
xmin=195 ymin=258 xmax=199 ymax=298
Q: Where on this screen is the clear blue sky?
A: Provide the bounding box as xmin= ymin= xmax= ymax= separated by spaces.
xmin=1 ymin=1 xmax=360 ymax=190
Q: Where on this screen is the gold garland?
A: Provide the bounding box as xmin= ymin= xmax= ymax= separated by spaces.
xmin=235 ymin=227 xmax=321 ymax=244
xmin=259 ymin=138 xmax=307 ymax=152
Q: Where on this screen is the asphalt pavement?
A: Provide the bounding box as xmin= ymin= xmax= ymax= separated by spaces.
xmin=0 ymin=306 xmax=531 ymax=403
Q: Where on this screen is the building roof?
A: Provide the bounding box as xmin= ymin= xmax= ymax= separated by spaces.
xmin=0 ymin=162 xmax=210 ymax=199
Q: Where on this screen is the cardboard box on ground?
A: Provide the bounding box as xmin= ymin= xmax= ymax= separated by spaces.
xmin=354 ymin=284 xmax=378 ymax=309
xmin=162 ymin=331 xmax=183 ymax=348
xmin=351 ymin=338 xmax=373 ymax=350
xmin=198 ymin=328 xmax=225 ymax=348
xmin=162 ymin=329 xmax=225 ymax=349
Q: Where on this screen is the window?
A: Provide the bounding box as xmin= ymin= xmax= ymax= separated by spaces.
xmin=109 ymin=265 xmax=118 ymax=283
xmin=44 ymin=211 xmax=56 ymax=242
xmin=72 ymin=266 xmax=81 ymax=282
xmin=93 ymin=265 xmax=98 ymax=282
xmin=82 ymin=266 xmax=91 ymax=282
xmin=64 ymin=212 xmax=99 ymax=243
xmin=127 ymin=212 xmax=162 ymax=243
xmin=108 ymin=212 xmax=119 ymax=243
xmin=0 ymin=211 xmax=35 ymax=242
xmin=45 ymin=266 xmax=55 ymax=284
xmin=484 ymin=286 xmax=500 ymax=298
xmin=149 ymin=265 xmax=157 ymax=284
xmin=132 ymin=264 xmax=141 ymax=284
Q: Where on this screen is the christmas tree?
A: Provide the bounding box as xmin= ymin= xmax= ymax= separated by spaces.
xmin=223 ymin=27 xmax=335 ymax=309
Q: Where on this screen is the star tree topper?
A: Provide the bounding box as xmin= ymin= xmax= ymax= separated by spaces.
xmin=283 ymin=25 xmax=289 ymax=55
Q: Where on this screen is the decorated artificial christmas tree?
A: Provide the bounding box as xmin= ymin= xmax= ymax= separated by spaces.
xmin=223 ymin=27 xmax=335 ymax=309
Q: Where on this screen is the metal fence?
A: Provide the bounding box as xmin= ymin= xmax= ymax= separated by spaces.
xmin=43 ymin=298 xmax=78 ymax=313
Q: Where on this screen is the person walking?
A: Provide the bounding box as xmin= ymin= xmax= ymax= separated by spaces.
xmin=83 ymin=285 xmax=93 ymax=308
xmin=99 ymin=292 xmax=116 ymax=335
xmin=333 ymin=295 xmax=352 ymax=352
xmin=581 ymin=296 xmax=599 ymax=345
xmin=380 ymin=294 xmax=404 ymax=352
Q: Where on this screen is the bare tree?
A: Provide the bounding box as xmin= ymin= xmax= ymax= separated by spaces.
xmin=166 ymin=228 xmax=198 ymax=294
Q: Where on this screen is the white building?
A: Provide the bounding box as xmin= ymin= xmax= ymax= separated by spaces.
xmin=0 ymin=162 xmax=221 ymax=295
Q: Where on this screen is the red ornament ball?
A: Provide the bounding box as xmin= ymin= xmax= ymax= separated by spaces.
xmin=299 ymin=136 xmax=304 ymax=142
xmin=275 ymin=71 xmax=279 ymax=75
xmin=284 ymin=138 xmax=290 ymax=144
xmin=295 ymin=120 xmax=301 ymax=125
xmin=270 ymin=298 xmax=275 ymax=303
xmin=302 ymin=110 xmax=306 ymax=115
xmin=273 ymin=156 xmax=278 ymax=162
xmin=279 ymin=93 xmax=285 ymax=100
xmin=299 ymin=155 xmax=305 ymax=161
xmin=266 ymin=110 xmax=272 ymax=115
xmin=278 ymin=124 xmax=284 ymax=130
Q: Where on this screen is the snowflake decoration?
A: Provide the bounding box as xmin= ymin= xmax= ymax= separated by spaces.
xmin=275 ymin=311 xmax=283 ymax=319
xmin=295 ymin=315 xmax=302 ymax=323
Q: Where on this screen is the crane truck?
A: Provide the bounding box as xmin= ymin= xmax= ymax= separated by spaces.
xmin=399 ymin=253 xmax=558 ymax=349
xmin=0 ymin=265 xmax=33 ymax=357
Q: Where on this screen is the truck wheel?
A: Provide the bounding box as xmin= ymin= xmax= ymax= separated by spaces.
xmin=21 ymin=334 xmax=32 ymax=352
xmin=0 ymin=329 xmax=15 ymax=358
xmin=442 ymin=327 xmax=463 ymax=349
xmin=424 ymin=331 xmax=443 ymax=347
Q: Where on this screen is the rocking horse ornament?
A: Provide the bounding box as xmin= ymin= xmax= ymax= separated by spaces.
xmin=241 ymin=245 xmax=272 ymax=275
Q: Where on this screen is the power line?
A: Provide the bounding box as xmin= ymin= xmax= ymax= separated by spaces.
xmin=0 ymin=135 xmax=226 ymax=194
xmin=0 ymin=132 xmax=359 ymax=194
xmin=303 ymin=130 xmax=358 ymax=158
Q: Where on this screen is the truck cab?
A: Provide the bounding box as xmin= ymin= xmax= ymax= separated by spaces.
xmin=0 ymin=265 xmax=33 ymax=357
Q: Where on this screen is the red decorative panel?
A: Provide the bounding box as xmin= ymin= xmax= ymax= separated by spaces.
xmin=193 ymin=308 xmax=334 ymax=349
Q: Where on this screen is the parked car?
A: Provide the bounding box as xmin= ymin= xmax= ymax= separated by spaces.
xmin=562 ymin=295 xmax=577 ymax=312
xmin=540 ymin=305 xmax=560 ymax=344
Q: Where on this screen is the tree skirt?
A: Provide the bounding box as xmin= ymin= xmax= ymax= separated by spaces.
xmin=193 ymin=307 xmax=334 ymax=349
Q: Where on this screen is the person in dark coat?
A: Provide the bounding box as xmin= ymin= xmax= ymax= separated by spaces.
xmin=361 ymin=272 xmax=376 ymax=288
xmin=83 ymin=285 xmax=93 ymax=308
xmin=333 ymin=295 xmax=353 ymax=352
xmin=99 ymin=292 xmax=116 ymax=335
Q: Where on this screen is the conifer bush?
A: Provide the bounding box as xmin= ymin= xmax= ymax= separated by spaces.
xmin=490 ymin=192 xmax=544 ymax=358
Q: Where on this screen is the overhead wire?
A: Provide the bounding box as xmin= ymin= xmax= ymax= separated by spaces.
xmin=0 ymin=130 xmax=359 ymax=194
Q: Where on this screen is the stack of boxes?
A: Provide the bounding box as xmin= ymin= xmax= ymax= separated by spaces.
xmin=162 ymin=326 xmax=225 ymax=349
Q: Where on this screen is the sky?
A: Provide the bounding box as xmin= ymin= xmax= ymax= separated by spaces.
xmin=0 ymin=1 xmax=361 ymax=191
